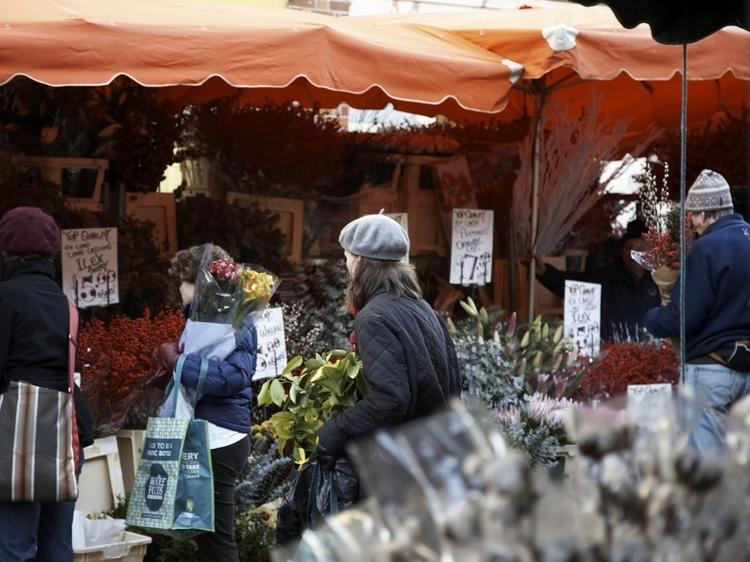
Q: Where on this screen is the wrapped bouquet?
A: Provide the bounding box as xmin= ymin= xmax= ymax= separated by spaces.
xmin=162 ymin=246 xmax=278 ymax=419
xmin=180 ymin=248 xmax=278 ymax=361
xmin=630 ymin=163 xmax=692 ymax=305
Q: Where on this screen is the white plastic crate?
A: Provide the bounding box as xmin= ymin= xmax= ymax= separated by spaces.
xmin=73 ymin=531 xmax=151 ymax=562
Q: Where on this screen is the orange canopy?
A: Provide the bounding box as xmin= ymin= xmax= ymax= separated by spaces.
xmin=0 ymin=0 xmax=512 ymax=120
xmin=369 ymin=2 xmax=750 ymax=131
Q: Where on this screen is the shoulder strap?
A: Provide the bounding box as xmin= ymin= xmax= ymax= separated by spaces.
xmin=67 ymin=301 xmax=79 ymax=393
xmin=195 ymin=357 xmax=209 ymax=403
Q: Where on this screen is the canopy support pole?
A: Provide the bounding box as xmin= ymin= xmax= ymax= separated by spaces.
xmin=528 ymin=83 xmax=547 ymax=322
xmin=679 ymin=43 xmax=688 ymax=384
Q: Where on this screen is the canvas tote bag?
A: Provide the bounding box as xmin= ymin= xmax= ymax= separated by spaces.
xmin=127 ymin=356 xmax=214 ymax=535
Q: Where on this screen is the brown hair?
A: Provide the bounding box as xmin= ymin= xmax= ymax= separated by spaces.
xmin=169 ymin=244 xmax=231 ymax=283
xmin=347 ymin=257 xmax=422 ymax=312
xmin=702 ymin=208 xmax=733 ymax=221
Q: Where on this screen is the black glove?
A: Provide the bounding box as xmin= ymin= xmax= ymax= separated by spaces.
xmin=316 ymin=441 xmax=337 ymax=471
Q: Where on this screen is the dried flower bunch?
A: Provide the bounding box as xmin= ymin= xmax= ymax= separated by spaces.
xmin=634 ymin=162 xmax=692 ymax=272
xmin=639 ymin=162 xmax=671 ymax=234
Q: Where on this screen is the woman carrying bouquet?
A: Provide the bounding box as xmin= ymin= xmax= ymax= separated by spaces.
xmin=317 ymin=213 xmax=460 ymax=458
xmin=155 ymin=244 xmax=257 ymax=562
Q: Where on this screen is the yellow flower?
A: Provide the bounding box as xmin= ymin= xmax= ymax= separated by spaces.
xmin=240 ymin=269 xmax=276 ymax=303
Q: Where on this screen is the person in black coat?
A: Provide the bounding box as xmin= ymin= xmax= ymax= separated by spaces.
xmin=317 ymin=213 xmax=460 ymax=458
xmin=533 ymin=219 xmax=660 ymax=341
xmin=0 ymin=207 xmax=93 ymax=562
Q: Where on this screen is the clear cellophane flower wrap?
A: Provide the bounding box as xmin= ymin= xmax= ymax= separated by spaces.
xmin=181 ymin=245 xmax=279 ymax=361
xmin=279 ymin=399 xmax=581 ymax=561
xmin=310 ymin=399 xmax=548 ymax=562
xmin=277 ymin=392 xmax=750 ymax=561
xmin=273 ymin=499 xmax=391 ymax=562
xmin=565 ymin=389 xmax=748 ymax=561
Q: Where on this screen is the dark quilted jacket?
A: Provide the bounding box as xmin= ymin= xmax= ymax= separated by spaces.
xmin=318 ymin=292 xmax=460 ymax=456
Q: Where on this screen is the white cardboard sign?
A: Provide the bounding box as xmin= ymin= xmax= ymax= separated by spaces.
xmin=449 ymin=209 xmax=494 ymax=286
xmin=627 ymin=384 xmax=673 ymax=433
xmin=564 ymin=280 xmax=601 ymax=357
xmin=61 ymin=228 xmax=119 ymax=308
xmin=254 ymin=307 xmax=288 ymax=380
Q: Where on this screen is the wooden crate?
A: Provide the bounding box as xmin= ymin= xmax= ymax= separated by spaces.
xmin=75 ymin=436 xmax=126 ymax=514
xmin=124 ymin=192 xmax=177 ymax=256
xmin=12 ymin=155 xmax=108 ymax=212
xmin=116 ymin=429 xmax=146 ymax=496
xmin=226 ymin=192 xmax=304 ymax=263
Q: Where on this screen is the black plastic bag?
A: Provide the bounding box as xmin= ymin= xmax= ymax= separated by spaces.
xmin=276 ymin=456 xmax=359 ymax=544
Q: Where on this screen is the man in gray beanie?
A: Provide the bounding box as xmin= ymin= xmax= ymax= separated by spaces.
xmin=645 ymin=170 xmax=750 ymax=455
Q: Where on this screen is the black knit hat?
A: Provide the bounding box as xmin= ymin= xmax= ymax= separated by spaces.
xmin=622 ymin=218 xmax=647 ymax=242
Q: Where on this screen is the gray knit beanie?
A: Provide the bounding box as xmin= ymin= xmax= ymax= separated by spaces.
xmin=339 ymin=213 xmax=410 ymax=262
xmin=685 ymin=170 xmax=733 ymax=212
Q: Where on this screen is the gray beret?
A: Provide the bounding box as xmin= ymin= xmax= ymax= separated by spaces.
xmin=339 ymin=213 xmax=410 ymax=262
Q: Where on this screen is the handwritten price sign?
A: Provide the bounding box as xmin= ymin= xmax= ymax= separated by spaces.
xmin=253 ymin=307 xmax=288 ymax=380
xmin=564 ymin=281 xmax=601 ymax=358
xmin=450 ymin=209 xmax=494 ymax=286
xmin=61 ymin=228 xmax=119 ymax=308
xmin=74 ymin=271 xmax=118 ymax=305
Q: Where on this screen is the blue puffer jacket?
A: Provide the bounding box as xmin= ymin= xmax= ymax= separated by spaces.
xmin=179 ymin=325 xmax=257 ymax=433
xmin=644 ymin=213 xmax=750 ymax=361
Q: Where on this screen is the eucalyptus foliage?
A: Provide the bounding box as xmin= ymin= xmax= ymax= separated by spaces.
xmin=450 ymin=298 xmax=582 ymax=466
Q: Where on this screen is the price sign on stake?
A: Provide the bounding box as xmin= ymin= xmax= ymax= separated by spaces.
xmin=254 ymin=307 xmax=288 ymax=380
xmin=627 ymin=384 xmax=673 ymax=435
xmin=564 ymin=280 xmax=601 ymax=357
xmin=61 ymin=228 xmax=119 ymax=308
xmin=450 ymin=209 xmax=493 ymax=286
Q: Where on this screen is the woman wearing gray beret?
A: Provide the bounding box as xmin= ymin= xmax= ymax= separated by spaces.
xmin=317 ymin=213 xmax=461 ymax=458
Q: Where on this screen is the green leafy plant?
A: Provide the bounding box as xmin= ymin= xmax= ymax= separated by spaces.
xmin=180 ymin=100 xmax=348 ymax=198
xmin=257 ymin=350 xmax=368 ymax=464
xmin=0 ymin=77 xmax=183 ymax=193
xmin=235 ymin=511 xmax=277 ymax=562
xmin=501 ymin=418 xmax=561 ymax=467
